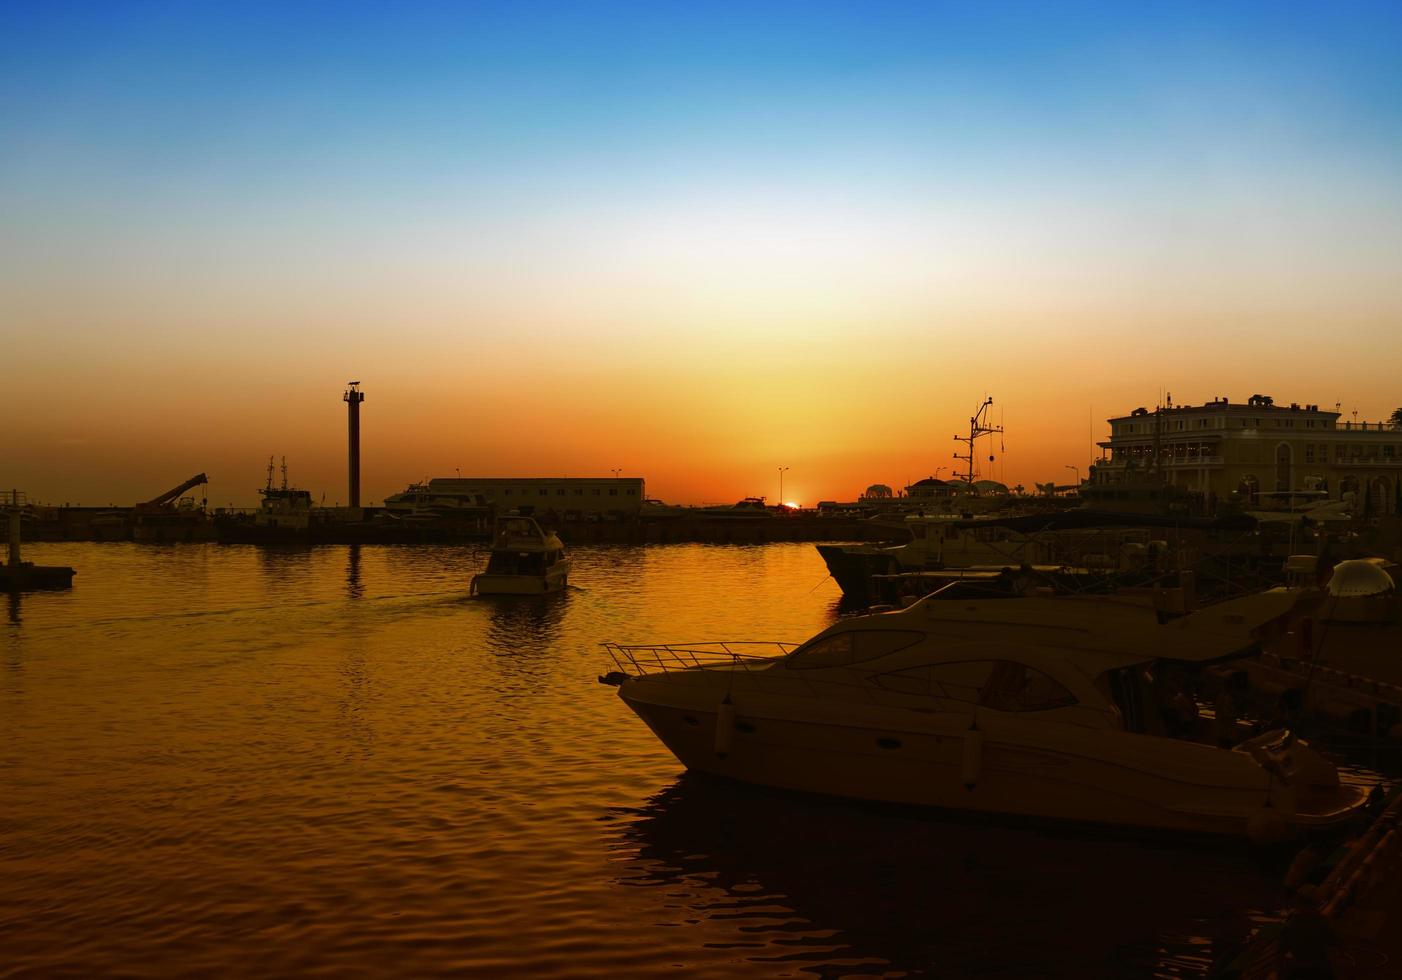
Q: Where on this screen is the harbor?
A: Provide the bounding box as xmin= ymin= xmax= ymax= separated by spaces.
xmin=7 ymin=539 xmax=1397 ymax=978
xmin=9 ymin=3 xmax=1402 ymax=975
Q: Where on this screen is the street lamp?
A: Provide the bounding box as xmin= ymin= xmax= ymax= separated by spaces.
xmin=1066 ymin=465 xmax=1081 ymax=485
xmin=610 ymin=468 xmax=622 ymax=479
xmin=778 ymin=466 xmax=789 ymax=506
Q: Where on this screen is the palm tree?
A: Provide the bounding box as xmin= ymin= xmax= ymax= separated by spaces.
xmin=1391 ymin=407 xmax=1402 ymax=429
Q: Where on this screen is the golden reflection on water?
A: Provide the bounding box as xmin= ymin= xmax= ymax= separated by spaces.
xmin=0 ymin=542 xmax=1344 ymax=977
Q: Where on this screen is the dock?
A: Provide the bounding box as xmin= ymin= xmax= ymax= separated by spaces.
xmin=1215 ymin=787 xmax=1402 ymax=978
xmin=2 ymin=491 xmax=75 ymax=591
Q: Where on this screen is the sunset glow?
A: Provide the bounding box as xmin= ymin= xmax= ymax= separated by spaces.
xmin=5 ymin=2 xmax=1402 ymax=506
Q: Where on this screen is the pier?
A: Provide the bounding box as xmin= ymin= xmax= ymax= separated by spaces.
xmin=1 ymin=490 xmax=75 ymax=591
xmin=1219 ymin=787 xmax=1402 ymax=977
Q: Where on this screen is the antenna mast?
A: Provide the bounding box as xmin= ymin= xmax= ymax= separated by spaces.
xmin=1152 ymin=401 xmax=1164 ymax=481
xmin=953 ymin=397 xmax=1003 ymax=485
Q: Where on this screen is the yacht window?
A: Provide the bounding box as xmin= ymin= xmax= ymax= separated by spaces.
xmin=873 ymin=660 xmax=994 ymax=701
xmin=874 ymin=666 xmax=931 ymax=695
xmin=1105 ymin=667 xmax=1152 ymax=733
xmin=609 ymin=489 xmax=618 ymax=496
xmin=932 ymin=660 xmax=996 ymax=701
xmin=787 ymin=633 xmax=852 ymax=668
xmin=787 ymin=630 xmax=925 ymax=669
xmin=980 ymin=662 xmax=1077 ymax=712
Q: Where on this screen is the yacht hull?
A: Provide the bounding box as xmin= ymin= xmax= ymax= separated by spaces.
xmin=470 ymin=566 xmax=570 ymax=596
xmin=814 ymin=545 xmax=898 ymax=600
xmin=618 ymin=683 xmax=1363 ymax=840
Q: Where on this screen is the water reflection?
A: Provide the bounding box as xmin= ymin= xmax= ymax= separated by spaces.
xmin=7 ymin=591 xmax=19 ymax=626
xmin=614 ymin=774 xmax=1283 ymax=978
xmin=256 ymin=544 xmax=315 ymax=581
xmin=345 ymin=544 xmax=363 ymax=600
xmin=336 ymin=636 xmax=375 ymax=762
xmin=482 ymin=592 xmax=569 ymax=660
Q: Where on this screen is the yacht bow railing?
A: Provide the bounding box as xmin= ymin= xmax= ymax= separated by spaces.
xmin=603 ymin=641 xmax=798 ymax=676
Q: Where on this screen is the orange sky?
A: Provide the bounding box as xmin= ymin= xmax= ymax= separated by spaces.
xmin=6 ymin=5 xmax=1402 ymax=508
xmin=9 ymin=298 xmax=1402 ymax=508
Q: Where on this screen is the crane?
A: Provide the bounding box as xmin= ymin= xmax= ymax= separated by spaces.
xmin=136 ymin=474 xmax=209 ymax=511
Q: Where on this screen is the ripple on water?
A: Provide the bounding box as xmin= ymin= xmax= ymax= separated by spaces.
xmin=0 ymin=542 xmax=1385 ymax=977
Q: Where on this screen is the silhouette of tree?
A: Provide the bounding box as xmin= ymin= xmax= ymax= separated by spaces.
xmin=1391 ymin=407 xmax=1402 ymax=429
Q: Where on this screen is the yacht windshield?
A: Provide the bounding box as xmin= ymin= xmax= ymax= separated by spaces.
xmin=485 ymin=552 xmax=547 ymax=575
xmin=786 ymin=630 xmax=926 ymax=669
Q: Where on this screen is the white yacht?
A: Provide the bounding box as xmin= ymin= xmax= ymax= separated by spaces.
xmin=470 ymin=515 xmax=571 ymax=595
xmin=698 ymin=497 xmax=774 ymax=518
xmin=817 ymin=514 xmax=1040 ymax=600
xmin=1235 ymin=558 xmax=1402 ymax=730
xmin=601 ymin=589 xmax=1365 ymax=841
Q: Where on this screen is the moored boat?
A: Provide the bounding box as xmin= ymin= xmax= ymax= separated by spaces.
xmin=601 ymin=588 xmax=1365 ymax=841
xmin=697 ymin=497 xmax=774 ymax=519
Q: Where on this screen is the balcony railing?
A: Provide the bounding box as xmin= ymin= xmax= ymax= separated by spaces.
xmin=1326 ymin=457 xmax=1400 ymax=467
xmin=1101 ymin=456 xmax=1223 ymax=468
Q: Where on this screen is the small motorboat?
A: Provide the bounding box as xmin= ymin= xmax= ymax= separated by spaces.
xmin=470 ymin=515 xmax=571 ymax=596
xmin=601 ymin=588 xmax=1366 ymax=842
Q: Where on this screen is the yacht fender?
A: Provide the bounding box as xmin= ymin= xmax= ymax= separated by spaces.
xmin=961 ymin=721 xmax=983 ymax=790
xmin=714 ymin=695 xmax=735 ymax=759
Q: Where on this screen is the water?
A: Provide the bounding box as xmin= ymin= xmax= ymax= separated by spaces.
xmin=0 ymin=542 xmax=1334 ymax=977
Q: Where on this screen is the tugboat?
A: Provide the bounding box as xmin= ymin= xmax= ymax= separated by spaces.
xmin=470 ymin=514 xmax=571 ymax=595
xmin=215 ymin=458 xmax=314 ymax=543
xmin=1 ymin=491 xmax=76 ymax=591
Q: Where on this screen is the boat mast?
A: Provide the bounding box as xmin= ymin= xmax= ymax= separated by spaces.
xmin=1152 ymin=399 xmax=1164 ymax=483
xmin=953 ymin=397 xmax=1003 ymax=486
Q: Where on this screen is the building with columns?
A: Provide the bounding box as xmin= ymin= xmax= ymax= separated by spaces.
xmin=1094 ymin=394 xmax=1402 ymax=514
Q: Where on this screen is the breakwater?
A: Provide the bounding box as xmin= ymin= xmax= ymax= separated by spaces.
xmin=18 ymin=506 xmax=894 ymax=546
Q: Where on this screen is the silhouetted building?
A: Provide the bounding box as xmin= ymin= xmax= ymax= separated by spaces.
xmin=1096 ymin=395 xmax=1402 ymax=513
xmin=385 ymin=477 xmax=645 ymax=519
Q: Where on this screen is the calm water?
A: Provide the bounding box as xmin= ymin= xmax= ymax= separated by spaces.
xmin=0 ymin=542 xmax=1323 ymax=977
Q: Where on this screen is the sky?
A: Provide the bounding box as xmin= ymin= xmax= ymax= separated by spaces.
xmin=3 ymin=1 xmax=1401 ymax=507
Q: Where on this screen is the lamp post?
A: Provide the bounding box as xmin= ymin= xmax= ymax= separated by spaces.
xmin=1066 ymin=465 xmax=1081 ymax=486
xmin=610 ymin=468 xmax=622 ymax=479
xmin=778 ymin=466 xmax=789 ymax=506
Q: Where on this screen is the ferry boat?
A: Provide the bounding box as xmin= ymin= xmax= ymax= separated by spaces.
xmin=470 ymin=515 xmax=572 ymax=595
xmin=697 ymin=497 xmax=774 ymax=518
xmin=601 ymin=588 xmax=1366 ymax=841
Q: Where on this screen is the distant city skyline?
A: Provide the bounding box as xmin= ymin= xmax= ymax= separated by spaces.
xmin=5 ymin=2 xmax=1401 ymax=506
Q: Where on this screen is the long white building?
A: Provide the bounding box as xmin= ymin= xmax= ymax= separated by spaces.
xmin=385 ymin=477 xmax=646 ymax=517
